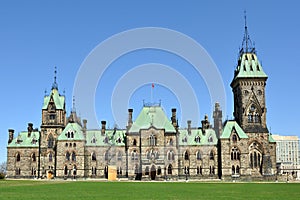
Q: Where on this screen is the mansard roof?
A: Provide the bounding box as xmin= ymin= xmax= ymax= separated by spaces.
xmin=58 ymin=122 xmax=84 ymax=141
xmin=85 ymin=129 xmax=126 ymax=147
xmin=7 ymin=131 xmax=39 ymax=148
xmin=42 ymin=88 xmax=65 ymax=110
xmin=220 ymin=120 xmax=248 ymax=139
xmin=129 ymin=105 xmax=176 ymax=133
xmin=232 ymin=52 xmax=267 ymax=83
xmin=179 ymin=128 xmax=218 ymax=146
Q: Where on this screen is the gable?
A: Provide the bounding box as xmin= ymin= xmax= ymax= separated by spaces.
xmin=220 ymin=121 xmax=248 ymax=139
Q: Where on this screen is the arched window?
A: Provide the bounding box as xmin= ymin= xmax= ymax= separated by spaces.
xmin=131 ymin=150 xmax=138 ymax=160
xmin=48 ymin=135 xmax=54 ymax=148
xmin=248 ymin=104 xmax=261 ymax=123
xmin=149 ymin=134 xmax=157 ymax=146
xmin=196 ymin=151 xmax=202 ymax=160
xmin=91 ymin=152 xmax=96 ymax=161
xmin=184 ymin=151 xmax=189 ymax=160
xmin=236 ymin=165 xmax=240 ymax=174
xmin=232 ymin=165 xmax=235 ymax=175
xmin=16 ymin=153 xmax=20 ymax=162
xmin=117 ymin=151 xmax=122 ymax=161
xmin=145 ymin=166 xmax=149 ymax=175
xmin=71 ymin=152 xmax=76 ymax=161
xmin=157 ymin=166 xmax=161 ymax=175
xmin=49 ymin=152 xmax=53 ymax=162
xmin=168 ymin=151 xmax=174 ymax=161
xmin=133 ymin=139 xmax=137 ymax=146
xmin=32 ymin=153 xmax=36 ymax=162
xmin=66 ymin=151 xmax=70 ymax=161
xmin=232 ymin=134 xmax=237 ymax=142
xmin=231 ymin=147 xmax=241 ymax=161
xmin=209 ymin=151 xmax=214 ymax=160
xmin=195 ymin=136 xmax=201 ymax=143
xmin=168 ymin=165 xmax=172 ymax=175
xmin=73 ymin=165 xmax=77 ymax=176
xmin=73 ymin=143 xmax=76 ymax=147
xmin=208 ymin=135 xmax=213 ymax=143
xmin=64 ymin=165 xmax=68 ymax=176
xmin=169 ymin=138 xmax=173 ymax=146
xmin=71 ymin=132 xmax=74 ymax=139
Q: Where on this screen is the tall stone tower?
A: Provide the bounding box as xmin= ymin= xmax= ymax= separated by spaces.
xmin=40 ymin=67 xmax=66 ymax=177
xmin=230 ymin=19 xmax=268 ymax=134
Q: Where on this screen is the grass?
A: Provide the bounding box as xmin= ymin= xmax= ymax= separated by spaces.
xmin=0 ymin=180 xmax=300 ymax=200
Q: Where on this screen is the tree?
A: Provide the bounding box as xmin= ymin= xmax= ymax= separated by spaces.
xmin=0 ymin=161 xmax=7 ymax=179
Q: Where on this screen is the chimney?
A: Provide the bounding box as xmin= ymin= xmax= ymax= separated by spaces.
xmin=128 ymin=109 xmax=133 ymax=128
xmin=8 ymin=129 xmax=14 ymax=144
xmin=201 ymin=114 xmax=210 ymax=134
xmin=171 ymin=108 xmax=177 ymax=128
xmin=101 ymin=121 xmax=106 ymax=135
xmin=187 ymin=120 xmax=192 ymax=135
xmin=213 ymin=102 xmax=223 ymax=138
xmin=83 ymin=119 xmax=87 ymax=129
xmin=27 ymin=123 xmax=33 ymax=137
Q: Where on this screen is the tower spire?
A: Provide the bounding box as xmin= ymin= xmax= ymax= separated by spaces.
xmin=241 ymin=10 xmax=254 ymax=53
xmin=72 ymin=96 xmax=76 ymax=113
xmin=52 ymin=66 xmax=58 ymax=90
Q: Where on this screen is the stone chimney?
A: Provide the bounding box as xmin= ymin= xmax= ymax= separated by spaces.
xmin=101 ymin=121 xmax=106 ymax=135
xmin=171 ymin=108 xmax=177 ymax=128
xmin=8 ymin=129 xmax=14 ymax=144
xmin=201 ymin=115 xmax=210 ymax=135
xmin=187 ymin=120 xmax=192 ymax=135
xmin=27 ymin=123 xmax=33 ymax=137
xmin=128 ymin=109 xmax=133 ymax=129
xmin=213 ymin=102 xmax=223 ymax=138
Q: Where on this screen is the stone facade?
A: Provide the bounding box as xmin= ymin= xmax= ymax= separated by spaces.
xmin=6 ymin=25 xmax=277 ymax=181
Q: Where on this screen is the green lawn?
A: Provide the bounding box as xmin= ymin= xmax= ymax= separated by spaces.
xmin=0 ymin=180 xmax=299 ymax=200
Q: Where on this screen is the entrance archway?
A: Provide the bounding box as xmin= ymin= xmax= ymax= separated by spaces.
xmin=150 ymin=165 xmax=156 ymax=180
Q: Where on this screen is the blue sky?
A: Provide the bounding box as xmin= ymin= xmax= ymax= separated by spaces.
xmin=1 ymin=0 xmax=300 ymax=163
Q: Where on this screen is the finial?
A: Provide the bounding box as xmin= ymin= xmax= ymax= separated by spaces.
xmin=241 ymin=10 xmax=254 ymax=53
xmin=72 ymin=96 xmax=76 ymax=112
xmin=52 ymin=66 xmax=58 ymax=90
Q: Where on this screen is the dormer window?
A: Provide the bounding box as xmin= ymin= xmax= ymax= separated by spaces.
xmin=91 ymin=136 xmax=96 ymax=144
xmin=208 ymin=135 xmax=213 ymax=143
xmin=182 ymin=136 xmax=187 ymax=143
xmin=116 ymin=137 xmax=122 ymax=144
xmin=232 ymin=134 xmax=237 ymax=143
xmin=194 ymin=136 xmax=201 ymax=143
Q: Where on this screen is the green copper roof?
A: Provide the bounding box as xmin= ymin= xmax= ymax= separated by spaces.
xmin=220 ymin=121 xmax=248 ymax=139
xmin=268 ymin=134 xmax=276 ymax=143
xmin=42 ymin=88 xmax=65 ymax=110
xmin=58 ymin=122 xmax=85 ymax=141
xmin=86 ymin=129 xmax=126 ymax=147
xmin=129 ymin=106 xmax=176 ymax=133
xmin=179 ymin=128 xmax=217 ymax=146
xmin=8 ymin=131 xmax=39 ymax=148
xmin=232 ymin=53 xmax=267 ymax=81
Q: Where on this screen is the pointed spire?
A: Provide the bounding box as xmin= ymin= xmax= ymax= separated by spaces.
xmin=52 ymin=66 xmax=58 ymax=90
xmin=241 ymin=10 xmax=255 ymax=53
xmin=72 ymin=96 xmax=76 ymax=113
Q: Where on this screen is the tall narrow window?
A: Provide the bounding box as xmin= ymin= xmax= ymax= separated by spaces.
xmin=184 ymin=151 xmax=189 ymax=160
xmin=133 ymin=139 xmax=137 ymax=146
xmin=72 ymin=152 xmax=76 ymax=161
xmin=48 ymin=135 xmax=54 ymax=148
xmin=49 ymin=152 xmax=53 ymax=162
xmin=16 ymin=153 xmax=20 ymax=162
xmin=168 ymin=165 xmax=172 ymax=175
xmin=32 ymin=153 xmax=36 ymax=162
xmin=117 ymin=151 xmax=122 ymax=161
xmin=196 ymin=151 xmax=202 ymax=160
xmin=91 ymin=152 xmax=96 ymax=161
xmin=66 ymin=151 xmax=70 ymax=161
xmin=149 ymin=134 xmax=156 ymax=146
xmin=210 ymin=151 xmax=214 ymax=160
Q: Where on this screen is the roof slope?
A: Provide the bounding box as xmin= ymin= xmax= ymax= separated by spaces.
xmin=129 ymin=106 xmax=176 ymax=133
xmin=232 ymin=53 xmax=267 ymax=82
xmin=179 ymin=128 xmax=217 ymax=146
xmin=221 ymin=120 xmax=248 ymax=139
xmin=86 ymin=129 xmax=126 ymax=147
xmin=42 ymin=88 xmax=65 ymax=109
xmin=8 ymin=131 xmax=39 ymax=148
xmin=58 ymin=122 xmax=85 ymax=141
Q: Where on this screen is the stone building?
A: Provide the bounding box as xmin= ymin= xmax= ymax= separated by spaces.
xmin=6 ymin=21 xmax=276 ymax=181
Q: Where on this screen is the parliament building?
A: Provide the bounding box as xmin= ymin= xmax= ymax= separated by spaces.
xmin=6 ymin=23 xmax=277 ymax=181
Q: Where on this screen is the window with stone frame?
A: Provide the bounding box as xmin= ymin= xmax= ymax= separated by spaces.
xmin=131 ymin=150 xmax=138 ymax=161
xmin=91 ymin=152 xmax=96 ymax=161
xmin=167 ymin=151 xmax=175 ymax=161
xmin=157 ymin=166 xmax=162 ymax=175
xmin=184 ymin=151 xmax=189 ymax=160
xmin=247 ymin=104 xmax=261 ymax=123
xmin=66 ymin=151 xmax=70 ymax=161
xmin=117 ymin=151 xmax=122 ymax=161
xmin=49 ymin=152 xmax=53 ymax=162
xmin=194 ymin=135 xmax=201 ymax=143
xmin=167 ymin=164 xmax=172 ymax=175
xmin=209 ymin=150 xmax=214 ymax=160
xmin=231 ymin=147 xmax=240 ymax=161
xmin=196 ymin=150 xmax=202 ymax=160
xmin=48 ymin=135 xmax=54 ymax=148
xmin=145 ymin=166 xmax=149 ymax=175
xmin=16 ymin=153 xmax=20 ymax=162
xmin=32 ymin=153 xmax=36 ymax=162
xmin=149 ymin=134 xmax=157 ymax=146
